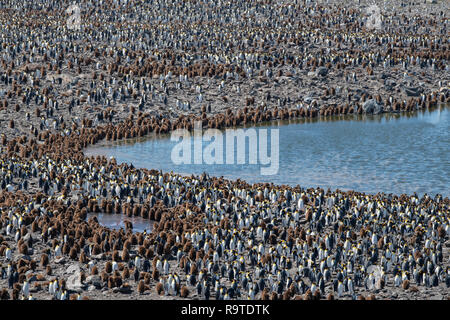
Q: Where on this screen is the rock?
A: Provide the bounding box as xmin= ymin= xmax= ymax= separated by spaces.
xmin=303 ymin=96 xmax=313 ymax=104
xmin=119 ymin=285 xmax=132 ymax=293
xmin=317 ymin=67 xmax=328 ymax=77
xmin=30 ymin=286 xmax=39 ymax=293
xmin=91 ymin=253 xmax=104 ymax=260
xmin=307 ymin=71 xmax=317 ymax=78
xmin=65 ymin=264 xmax=81 ymax=275
xmin=66 ymin=273 xmax=85 ymax=292
xmin=54 ymin=256 xmax=66 ymax=264
xmin=362 ymin=99 xmax=383 ymax=114
xmin=385 ymin=79 xmax=396 ymax=87
xmin=88 ymin=285 xmax=97 ymax=292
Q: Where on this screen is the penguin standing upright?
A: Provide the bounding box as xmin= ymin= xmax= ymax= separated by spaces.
xmin=22 ymin=281 xmax=30 ymax=297
xmin=204 ymin=283 xmax=210 ymax=300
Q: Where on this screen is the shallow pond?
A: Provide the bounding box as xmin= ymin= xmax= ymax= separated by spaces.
xmin=85 ymin=106 xmax=449 ymax=197
xmin=89 ymin=213 xmax=154 ymax=233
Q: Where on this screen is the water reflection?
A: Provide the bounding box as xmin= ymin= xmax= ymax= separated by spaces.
xmin=85 ymin=106 xmax=449 ymax=196
xmin=89 ymin=212 xmax=154 ymax=233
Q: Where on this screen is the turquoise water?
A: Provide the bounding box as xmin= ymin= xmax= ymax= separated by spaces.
xmin=85 ymin=106 xmax=449 ymax=197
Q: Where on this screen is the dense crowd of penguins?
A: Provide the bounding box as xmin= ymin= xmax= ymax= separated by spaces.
xmin=0 ymin=155 xmax=448 ymax=300
xmin=0 ymin=0 xmax=448 ymax=142
xmin=0 ymin=0 xmax=448 ymax=300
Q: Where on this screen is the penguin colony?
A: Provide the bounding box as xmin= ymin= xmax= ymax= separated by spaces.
xmin=0 ymin=0 xmax=449 ymax=300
